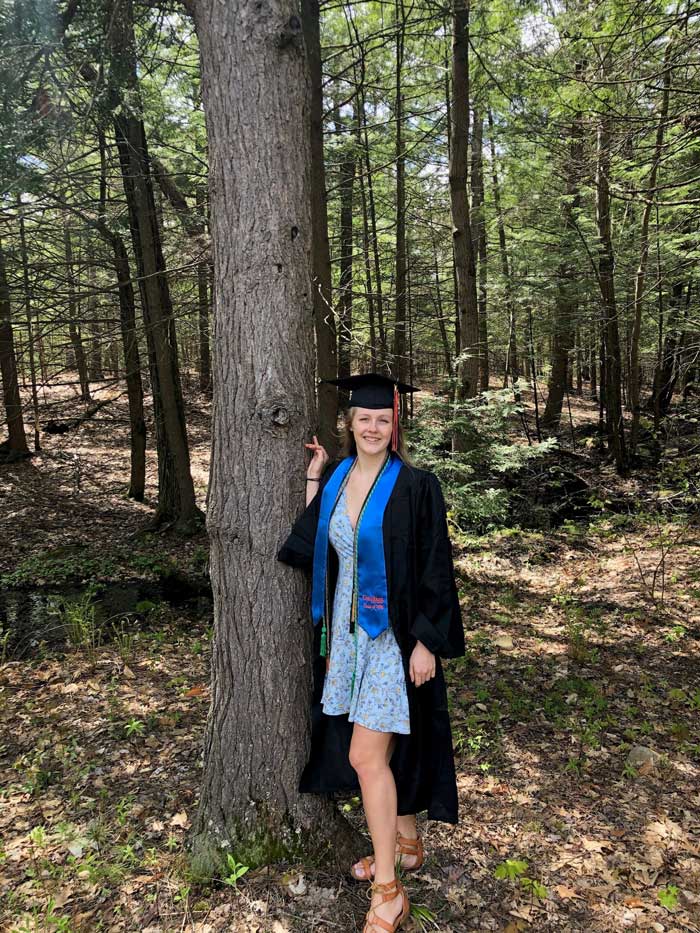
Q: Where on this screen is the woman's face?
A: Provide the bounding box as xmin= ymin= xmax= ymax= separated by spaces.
xmin=351 ymin=407 xmax=393 ymax=455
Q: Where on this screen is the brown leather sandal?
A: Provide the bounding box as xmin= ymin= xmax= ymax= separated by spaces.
xmin=350 ymin=833 xmax=424 ymax=881
xmin=362 ymin=876 xmax=410 ymax=932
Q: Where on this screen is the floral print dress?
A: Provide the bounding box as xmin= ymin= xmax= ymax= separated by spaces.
xmin=320 ymin=486 xmax=411 ymax=734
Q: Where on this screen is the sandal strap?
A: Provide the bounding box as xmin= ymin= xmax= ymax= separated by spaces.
xmin=369 ymin=877 xmax=403 ymax=902
xmin=396 ymin=833 xmax=422 ymax=854
xmin=363 ymin=879 xmax=409 ymax=933
xmin=357 ymin=856 xmax=375 ymax=878
xmin=363 ymin=911 xmax=398 ymax=933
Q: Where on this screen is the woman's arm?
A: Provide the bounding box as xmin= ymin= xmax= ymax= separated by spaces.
xmin=305 ymin=434 xmax=328 ymax=506
xmin=277 ymin=444 xmax=333 ymax=570
xmin=306 ymin=479 xmax=321 ymax=508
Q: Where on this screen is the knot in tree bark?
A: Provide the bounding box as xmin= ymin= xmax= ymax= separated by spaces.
xmin=277 ymin=15 xmax=302 ymax=49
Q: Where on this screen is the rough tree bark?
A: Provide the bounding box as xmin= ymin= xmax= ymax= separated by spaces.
xmin=190 ymin=0 xmax=359 ymax=875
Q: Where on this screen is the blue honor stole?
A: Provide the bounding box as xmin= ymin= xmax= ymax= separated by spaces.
xmin=311 ymin=452 xmax=403 ymax=653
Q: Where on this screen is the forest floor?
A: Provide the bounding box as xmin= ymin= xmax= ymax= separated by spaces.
xmin=1 ymin=377 xmax=699 ymax=932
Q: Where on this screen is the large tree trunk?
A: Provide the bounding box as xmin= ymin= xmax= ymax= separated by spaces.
xmin=106 ymin=0 xmax=201 ymax=531
xmin=0 ymin=238 xmax=29 ymax=456
xmin=190 ymin=0 xmax=357 ymax=876
xmin=302 ymin=0 xmax=337 ymax=453
xmin=449 ymin=0 xmax=479 ymax=421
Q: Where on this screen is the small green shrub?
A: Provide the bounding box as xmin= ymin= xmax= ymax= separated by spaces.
xmin=409 ymin=390 xmax=556 ymax=532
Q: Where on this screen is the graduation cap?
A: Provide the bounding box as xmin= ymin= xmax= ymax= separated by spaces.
xmin=322 ymin=372 xmax=418 ymax=451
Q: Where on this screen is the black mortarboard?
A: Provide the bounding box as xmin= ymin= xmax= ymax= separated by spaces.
xmin=321 ymin=372 xmax=418 ymax=451
xmin=321 ymin=372 xmax=418 ymax=410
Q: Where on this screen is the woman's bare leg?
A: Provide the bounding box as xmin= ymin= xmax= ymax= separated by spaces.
xmin=350 ymin=736 xmax=421 ymax=878
xmin=349 ymin=724 xmax=404 ymax=929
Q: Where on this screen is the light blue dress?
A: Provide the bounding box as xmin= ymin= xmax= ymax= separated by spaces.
xmin=320 ymin=487 xmax=411 ymax=734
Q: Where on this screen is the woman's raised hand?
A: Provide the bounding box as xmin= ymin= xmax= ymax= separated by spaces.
xmin=305 ymin=434 xmax=329 ymax=479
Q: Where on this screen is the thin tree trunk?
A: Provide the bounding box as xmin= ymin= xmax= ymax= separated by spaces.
xmin=334 ymin=99 xmax=355 ymax=387
xmin=87 ymin=262 xmax=104 ymax=382
xmin=0 ymin=238 xmax=29 ymax=455
xmin=527 ymin=304 xmax=541 ymax=442
xmin=356 ymin=95 xmax=377 ymax=372
xmin=392 ymin=0 xmax=408 ymax=384
xmin=575 ymin=329 xmax=583 ymax=396
xmin=595 ymin=67 xmax=627 ymax=473
xmin=113 ymin=234 xmax=147 ymax=500
xmin=450 ymin=0 xmax=479 ymax=422
xmin=349 ymin=30 xmax=378 ymax=374
xmin=543 ymin=82 xmax=583 ymax=430
xmin=302 ymin=0 xmax=337 ymax=453
xmin=17 ymin=195 xmax=40 ymax=451
xmin=362 ymin=96 xmax=387 ymax=368
xmin=96 ymin=126 xmax=146 ymax=500
xmin=63 ymin=222 xmax=91 ymax=403
xmin=106 ymin=0 xmax=201 ymax=531
xmin=470 ymin=109 xmax=489 ymax=391
xmin=629 ymin=46 xmax=672 ymax=452
xmin=650 ymin=279 xmax=686 ymax=422
xmin=487 ymin=109 xmax=518 ymax=392
xmin=590 ymin=329 xmax=597 ymax=401
xmin=443 ymin=15 xmax=460 ymax=371
xmin=433 ymin=238 xmax=452 ymax=373
xmin=195 ymin=187 xmax=212 ymax=394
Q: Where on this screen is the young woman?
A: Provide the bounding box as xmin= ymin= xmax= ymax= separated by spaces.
xmin=277 ymin=373 xmax=464 ymax=933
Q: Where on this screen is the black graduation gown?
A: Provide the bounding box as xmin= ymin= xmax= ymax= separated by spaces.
xmin=277 ymin=458 xmax=465 ymax=824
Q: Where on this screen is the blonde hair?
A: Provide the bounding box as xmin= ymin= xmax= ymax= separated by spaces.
xmin=339 ymin=407 xmax=413 ymax=465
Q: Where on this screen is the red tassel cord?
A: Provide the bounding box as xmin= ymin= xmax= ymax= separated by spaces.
xmin=391 ymin=383 xmax=399 ymax=451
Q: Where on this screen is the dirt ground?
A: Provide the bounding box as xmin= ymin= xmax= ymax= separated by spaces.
xmin=1 ymin=377 xmax=699 ymax=932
